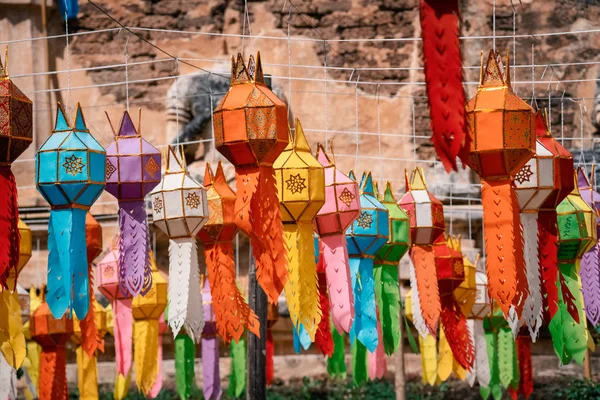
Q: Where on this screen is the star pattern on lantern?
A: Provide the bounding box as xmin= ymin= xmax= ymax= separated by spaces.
xmin=285 ymin=173 xmax=307 ymax=194
xmin=144 ymin=157 xmax=159 ymax=177
xmin=339 ymin=188 xmax=356 ymax=207
xmin=103 ymin=265 xmax=115 ymax=279
xmin=356 ymin=211 xmax=373 ymax=229
xmin=63 ymin=154 xmax=84 ymax=176
xmin=153 ymin=196 xmax=163 ymax=213
xmin=515 ymin=164 xmax=534 ymax=184
xmin=185 ymin=192 xmax=201 ymax=209
xmin=106 ymin=160 xmax=117 ymax=179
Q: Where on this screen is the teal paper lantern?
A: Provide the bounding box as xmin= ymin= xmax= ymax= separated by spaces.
xmin=35 ymin=103 xmax=106 ymax=319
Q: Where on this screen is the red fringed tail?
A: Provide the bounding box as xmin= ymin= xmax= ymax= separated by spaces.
xmin=266 ymin=328 xmax=274 ymax=385
xmin=538 ymin=210 xmax=559 ymax=322
xmin=315 ymin=253 xmax=334 ymax=357
xmin=0 ymin=166 xmax=20 ymax=290
xmin=440 ymin=283 xmax=475 ymax=370
xmin=39 ymin=346 xmax=68 ymax=400
xmin=419 ymin=0 xmax=469 ymax=172
xmin=517 ymin=335 xmax=534 ymax=399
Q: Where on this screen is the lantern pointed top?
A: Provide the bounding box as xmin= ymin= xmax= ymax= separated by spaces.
xmin=361 ymin=172 xmax=375 ymax=196
xmin=348 ymin=170 xmax=356 ymax=181
xmin=480 ymin=49 xmax=510 ymax=88
xmin=293 ymin=119 xmax=311 ymax=152
xmin=166 ymin=145 xmax=185 ymax=173
xmin=384 ymin=181 xmax=396 ymax=203
xmin=316 ymin=142 xmax=333 ymax=167
xmin=215 ymin=161 xmax=227 ymax=184
xmin=447 ymin=235 xmax=462 ymax=252
xmin=407 ymin=167 xmax=427 ymax=191
xmin=204 ymin=162 xmax=215 ymax=187
xmin=571 ymin=171 xmax=582 ymax=196
xmin=577 ymin=166 xmax=592 ymax=190
xmin=55 ymin=103 xmax=70 ymax=131
xmin=0 ymin=45 xmax=7 ymax=78
xmin=231 ymin=52 xmax=265 ymax=85
xmin=373 ymin=181 xmax=380 ymax=200
xmin=74 ymin=103 xmax=87 ymax=131
xmin=117 ymin=110 xmax=139 ymax=137
xmin=536 ymin=109 xmax=553 ymax=138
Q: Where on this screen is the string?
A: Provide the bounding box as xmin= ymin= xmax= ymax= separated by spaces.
xmin=174 ymin=59 xmax=180 ymax=145
xmin=244 ymin=0 xmax=254 ymax=56
xmin=287 ymin=5 xmax=293 ymax=123
xmin=208 ymin=72 xmax=217 ymax=164
xmin=123 ymin=31 xmax=130 ymax=113
xmin=530 ymin=44 xmax=535 ymax=107
xmin=354 ymin=73 xmax=360 ymax=173
xmin=65 ymin=10 xmax=71 ymax=113
xmin=492 ymin=0 xmax=496 ymax=51
xmin=511 ymin=0 xmax=517 ymax=94
xmin=376 ymin=84 xmax=382 ymax=183
xmin=579 ymin=100 xmax=586 ymax=166
xmin=323 ymin=40 xmax=329 ymax=145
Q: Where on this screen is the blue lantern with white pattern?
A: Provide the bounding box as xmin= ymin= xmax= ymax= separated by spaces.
xmin=35 ymin=103 xmax=106 ymax=319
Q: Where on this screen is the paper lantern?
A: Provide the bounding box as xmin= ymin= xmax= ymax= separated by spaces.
xmin=201 ymin=277 xmax=222 ymax=400
xmin=346 ymin=171 xmax=389 ymax=353
xmin=105 ymin=110 xmax=161 ymax=297
xmin=397 ymin=168 xmax=443 ymax=335
xmin=0 ymin=48 xmax=33 ymax=290
xmin=97 ymin=242 xmax=133 ymax=387
xmin=36 ymin=103 xmax=106 ymax=319
xmin=314 ymin=248 xmax=334 ymax=357
xmin=197 ymin=161 xmax=258 ymax=343
xmin=151 ymin=146 xmax=208 ymax=340
xmin=132 ymin=253 xmax=167 ymax=396
xmin=453 ymin=252 xmax=478 ymax=318
xmin=577 ymin=166 xmax=600 ymax=326
xmin=465 ymin=50 xmax=536 ymax=317
xmin=550 ymin=177 xmax=595 ymax=366
xmin=274 ymin=119 xmax=325 ymax=339
xmin=313 ymin=142 xmax=360 ymax=335
xmin=30 ymin=302 xmax=73 ymax=400
xmin=213 ymin=52 xmax=289 ymax=304
xmin=373 ymin=181 xmax=410 ymax=355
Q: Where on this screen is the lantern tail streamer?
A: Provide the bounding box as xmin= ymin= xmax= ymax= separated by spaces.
xmin=315 ymin=261 xmax=334 ymax=357
xmin=0 ymin=167 xmax=19 ymax=290
xmin=481 ymin=179 xmax=519 ymax=316
xmin=114 ymin=371 xmax=131 ymax=400
xmin=349 ymin=256 xmax=379 ymax=352
xmin=76 ymin=346 xmax=99 ymax=400
xmin=472 ymin=319 xmax=490 ymax=387
xmin=480 ymin=327 xmax=502 ymax=400
xmin=118 ymin=202 xmax=151 ymax=297
xmin=409 ymin=246 xmax=440 ymax=336
xmin=80 ymin=264 xmax=101 ymax=357
xmin=206 ymin=242 xmax=259 ymax=342
xmin=266 ymin=328 xmax=274 ymax=385
xmin=39 ymin=346 xmax=67 ymax=400
xmin=148 ymin=332 xmax=163 ymax=398
xmin=175 ymin=334 xmax=196 ymax=400
xmin=351 ymin=340 xmax=368 ymax=387
xmin=321 ymin=236 xmax=354 ymax=335
xmin=517 ymin=336 xmax=533 ymax=399
xmin=0 ymin=289 xmax=26 ymax=368
xmin=113 ymin=299 xmax=133 ymax=377
xmin=419 ymin=334 xmax=437 ymax=386
xmin=373 ymin=263 xmax=401 ymax=355
xmin=498 ymin=326 xmax=516 ymax=388
xmin=409 ymin=262 xmax=429 ymax=338
xmin=133 ymin=319 xmax=159 ymax=395
xmin=298 ymin=223 xmax=321 ymax=339
xmin=47 ymin=208 xmax=88 ymax=319
xmin=228 ymin=332 xmax=246 ymax=398
xmin=557 ymin=263 xmax=587 ymax=365
xmin=368 ymin=315 xmax=387 ymax=380
xmin=327 ymin=322 xmax=347 ymax=379
xmin=283 ymin=226 xmax=301 ymax=335
xmin=521 ymin=212 xmax=543 ymax=340
xmin=201 ymin=333 xmax=222 ymax=400
xmin=168 ymin=238 xmax=204 ymax=340
xmin=0 ymin=355 xmax=16 ymax=400
xmin=437 ymin=327 xmax=453 ymax=382
xmin=581 ymin=243 xmax=600 ymax=326
xmin=419 ymin=0 xmax=468 ymax=172
xmin=440 ymin=293 xmax=474 ymax=370
xmin=538 ymin=210 xmax=560 ymax=321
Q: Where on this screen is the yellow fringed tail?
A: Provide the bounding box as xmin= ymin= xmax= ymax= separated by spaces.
xmin=0 ymin=289 xmax=26 ymax=368
xmin=76 ymin=346 xmax=99 ymax=400
xmin=133 ymin=319 xmax=159 ymax=396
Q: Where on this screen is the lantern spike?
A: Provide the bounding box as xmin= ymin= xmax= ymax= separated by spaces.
xmin=73 ymin=103 xmax=87 ymax=131
xmin=481 ymin=49 xmax=506 ymax=88
xmin=328 ymin=140 xmax=336 ymax=165
xmin=404 ymin=169 xmax=409 ymax=192
xmin=504 ymin=49 xmax=511 ymax=87
xmin=373 ymin=181 xmax=380 ymax=200
xmin=284 ymin=125 xmax=293 ymax=151
xmin=138 ymin=108 xmax=142 ymax=134
xmin=178 ymin=144 xmax=187 ymax=169
xmin=384 ymin=181 xmax=395 ymax=203
xmin=348 ymin=170 xmax=356 ymax=181
xmin=204 ymin=162 xmax=215 ymax=187
xmin=104 ymin=112 xmax=117 ymax=137
xmin=214 ymin=161 xmax=227 ymax=184
xmin=577 ymin=166 xmax=591 ymax=189
xmin=361 ymin=172 xmax=375 ymax=196
xmin=118 ymin=110 xmax=138 ymax=137
xmin=166 ymin=145 xmax=184 ymax=173
xmin=0 ymin=45 xmax=6 ymax=77
xmin=55 ymin=103 xmax=70 ymax=131
xmin=294 ymin=119 xmax=311 ymax=152
xmin=247 ymin=54 xmax=256 ymax=80
xmin=591 ymin=164 xmax=596 ymax=189
xmin=231 ymin=53 xmax=250 ymax=84
xmin=316 ymin=143 xmax=333 ymax=167
xmin=255 ymin=52 xmax=265 ymax=85
xmin=409 ymin=167 xmax=427 ymax=191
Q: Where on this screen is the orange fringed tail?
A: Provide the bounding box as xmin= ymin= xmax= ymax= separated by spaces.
xmin=0 ymin=166 xmax=20 ymax=290
xmin=234 ymin=166 xmax=288 ymax=304
xmin=205 ymin=241 xmax=259 ymax=342
xmin=481 ymin=179 xmax=520 ymax=316
xmin=39 ymin=346 xmax=68 ymax=400
xmin=409 ymin=245 xmax=440 ymax=336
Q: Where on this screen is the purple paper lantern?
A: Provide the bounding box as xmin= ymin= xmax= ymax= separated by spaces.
xmin=105 ymin=110 xmax=161 ymax=296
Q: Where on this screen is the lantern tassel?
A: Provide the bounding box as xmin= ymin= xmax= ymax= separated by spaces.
xmin=266 ymin=328 xmax=274 ymax=385
xmin=201 ymin=331 xmax=221 ymax=399
xmin=471 ymin=319 xmax=490 ymax=387
xmin=113 ymin=299 xmax=133 ymax=377
xmin=148 ymin=331 xmax=163 ymax=398
xmin=175 ymin=333 xmax=196 ymax=400
xmin=349 ymin=256 xmax=379 ymax=353
xmin=419 ymin=0 xmax=469 ymax=172
xmin=373 ymin=263 xmax=401 ymax=355
xmin=80 ymin=263 xmax=101 ymax=357
xmin=367 ymin=315 xmax=387 ymax=380
xmin=39 ymin=346 xmax=67 ymax=400
xmin=321 ymin=236 xmax=355 ymax=335
xmin=206 ymin=242 xmax=259 ymax=342
xmin=133 ymin=319 xmax=159 ymax=395
xmin=409 ymin=261 xmax=430 ymax=338
xmin=517 ymin=336 xmax=534 ymax=399
xmin=168 ymin=238 xmax=204 ymax=340
xmin=76 ymin=346 xmax=99 ymax=400
xmin=114 ymin=370 xmax=131 ymax=400
xmin=0 ymin=167 xmax=19 ymax=290
xmin=538 ymin=210 xmax=560 ymax=322
xmin=327 ymin=322 xmax=347 ymax=379
xmin=118 ymin=202 xmax=151 ymax=297
xmin=581 ymin=243 xmax=600 ymax=325
xmin=521 ymin=212 xmax=543 ymax=340
xmin=440 ymin=289 xmax=474 ymax=370
xmin=283 ymin=225 xmax=301 ymax=336
xmin=228 ymin=332 xmax=246 ymax=398
xmin=351 ymin=340 xmax=368 ymax=387
xmin=437 ymin=326 xmax=453 ymax=382
xmin=315 ymin=256 xmax=334 ymax=357
xmin=481 ymin=179 xmax=520 ymax=316
xmin=47 ymin=208 xmax=88 ymax=319
xmin=0 ymin=289 xmax=26 ymax=368
xmin=409 ymin=245 xmax=441 ymax=336
xmin=419 ymin=334 xmax=437 ymax=386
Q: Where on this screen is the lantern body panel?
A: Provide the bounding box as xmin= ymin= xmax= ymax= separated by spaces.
xmin=454 ymin=256 xmax=477 ymax=317
xmin=132 ymin=259 xmax=167 ymax=320
xmin=434 ymin=238 xmax=464 ymax=283
xmin=514 ymin=139 xmax=556 ymax=211
xmin=0 ymin=77 xmax=33 ymax=163
xmin=470 ymin=271 xmax=491 ymax=319
xmin=30 ymin=303 xmax=73 ymax=348
xmin=347 ymin=192 xmax=389 ymax=256
xmin=577 ymin=167 xmax=600 ymax=235
xmin=375 ymin=184 xmax=410 ymax=264
xmin=557 ymin=188 xmax=596 ymax=260
xmin=98 ymin=249 xmax=129 ymax=300
xmin=17 ymin=219 xmax=31 ymax=274
xmin=197 ymin=163 xmax=238 ymax=243
xmin=17 ymin=284 xmax=29 ymax=324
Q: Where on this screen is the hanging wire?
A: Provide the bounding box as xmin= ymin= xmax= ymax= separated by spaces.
xmin=376 ymin=84 xmax=383 ymax=183
xmin=287 ymin=5 xmax=293 ymax=123
xmin=354 ymin=73 xmax=361 ymax=172
xmin=173 ymin=58 xmax=180 ymax=145
xmin=64 ymin=10 xmax=71 ymax=112
xmin=323 ymin=40 xmax=329 ymax=145
xmin=492 ymin=0 xmax=496 ymax=51
xmin=123 ymin=30 xmax=131 ymax=113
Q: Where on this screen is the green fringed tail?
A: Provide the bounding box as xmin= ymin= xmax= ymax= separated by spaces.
xmin=509 ymin=338 xmax=520 ymax=391
xmin=228 ymin=332 xmax=247 ymax=398
xmin=373 ymin=263 xmax=401 ymax=355
xmin=402 ymin=304 xmax=419 ymax=355
xmin=480 ymin=320 xmax=502 ymax=400
xmin=559 ymin=262 xmax=587 ymax=365
xmin=327 ymin=321 xmax=347 ymax=379
xmin=498 ymin=326 xmax=516 ymax=388
xmin=351 ymin=340 xmax=368 ymax=387
xmin=175 ymin=333 xmax=196 ymax=400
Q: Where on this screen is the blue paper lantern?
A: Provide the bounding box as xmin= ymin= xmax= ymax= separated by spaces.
xmin=36 ymin=103 xmax=106 ymax=319
xmin=346 ymin=171 xmax=389 ymax=353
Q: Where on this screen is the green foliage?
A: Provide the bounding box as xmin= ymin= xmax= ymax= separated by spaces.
xmin=554 ymin=379 xmax=600 ymax=400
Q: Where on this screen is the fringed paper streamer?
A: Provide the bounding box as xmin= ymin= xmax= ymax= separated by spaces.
xmin=408 ymin=266 xmax=429 ymax=338
xmin=373 ymin=262 xmax=401 ymax=355
xmin=0 ymin=167 xmax=19 ymax=290
xmin=292 ymin=323 xmax=311 ymax=354
xmin=228 ymin=333 xmax=246 ymax=398
xmin=437 ymin=327 xmax=453 ymax=382
xmin=113 ymin=299 xmax=133 ymax=380
xmin=0 ymin=289 xmax=25 ymax=368
xmin=471 ymin=319 xmax=490 ymax=387
xmin=39 ymin=346 xmax=68 ymax=400
xmin=24 ymin=339 xmax=41 ymax=400
xmin=76 ymin=346 xmax=99 ymax=400
xmin=133 ymin=319 xmax=159 ymax=395
xmin=419 ymin=334 xmax=437 ymax=386
xmin=581 ymin=242 xmax=600 ymax=325
xmin=321 ymin=236 xmax=354 ymax=334
xmin=419 ymin=0 xmax=468 ymax=172
xmin=327 ymin=322 xmax=347 ymax=380
xmin=497 ymin=326 xmax=516 ymax=388
xmin=409 ymin=246 xmax=440 ymax=336
xmin=521 ymin=212 xmax=543 ymax=340
xmin=538 ymin=210 xmax=560 ymax=321
xmin=175 ymin=333 xmax=196 ymax=400
xmin=439 ymin=293 xmax=474 ymax=370
xmin=0 ymin=354 xmax=16 ymax=400
xmin=480 ymin=325 xmax=502 ymax=400
xmin=81 ymin=213 xmax=103 ymax=359
xmin=453 ymin=357 xmax=467 ymax=381
xmin=368 ymin=316 xmax=387 ymax=380
xmin=266 ymin=328 xmax=275 ymax=385
xmin=202 ymin=278 xmax=222 ymax=400
xmin=348 ymin=255 xmax=378 ymax=352
xmin=351 ymin=340 xmax=368 ymax=387
xmin=315 ymin=255 xmax=334 ymax=357
xmin=516 ymin=336 xmax=533 ymax=399
xmin=118 ymin=202 xmax=150 ymax=296
xmin=148 ymin=316 xmax=167 ymax=399
xmin=114 ymin=371 xmax=131 ymax=400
